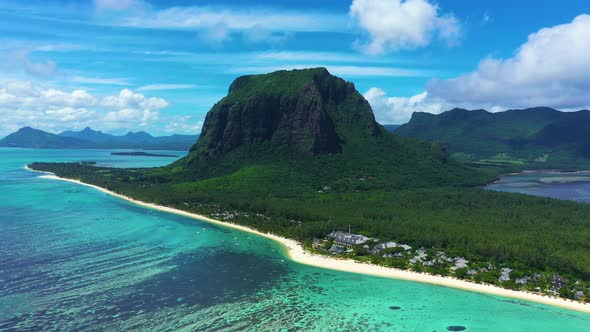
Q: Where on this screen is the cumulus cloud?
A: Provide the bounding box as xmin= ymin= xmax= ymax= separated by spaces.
xmin=427 ymin=14 xmax=590 ymax=109
xmin=103 ymin=108 xmax=158 ymax=126
xmin=101 ymin=89 xmax=168 ymax=111
xmin=0 ymin=81 xmax=170 ymax=135
xmin=364 ymin=88 xmax=449 ymax=124
xmin=163 ymin=115 xmax=203 ymax=134
xmin=367 ymin=14 xmax=590 ymax=124
xmin=43 ymin=89 xmax=98 ymax=108
xmin=349 ymin=0 xmax=460 ymax=54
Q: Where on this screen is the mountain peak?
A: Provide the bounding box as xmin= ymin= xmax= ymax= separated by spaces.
xmin=125 ymin=131 xmax=151 ymax=136
xmin=190 ymin=68 xmax=379 ymax=161
xmin=172 ymin=68 xmax=487 ymax=189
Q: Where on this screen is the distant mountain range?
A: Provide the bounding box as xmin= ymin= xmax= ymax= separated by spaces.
xmin=396 ymin=107 xmax=590 ymax=167
xmin=0 ymin=127 xmax=199 ymax=150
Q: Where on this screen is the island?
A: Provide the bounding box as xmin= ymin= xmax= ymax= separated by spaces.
xmin=111 ymin=152 xmax=179 ymax=157
xmin=29 ymin=68 xmax=590 ymax=311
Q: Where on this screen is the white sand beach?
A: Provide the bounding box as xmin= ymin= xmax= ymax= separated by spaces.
xmin=27 ymin=166 xmax=590 ymax=314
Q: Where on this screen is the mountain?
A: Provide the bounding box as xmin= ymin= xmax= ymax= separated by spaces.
xmin=396 ymin=107 xmax=590 ymax=167
xmin=171 ymin=67 xmax=490 ymax=190
xmin=1 ymin=127 xmax=199 ymax=151
xmin=120 ymin=131 xmax=154 ymax=144
xmin=59 ymin=127 xmax=112 ymax=142
xmin=0 ymin=127 xmax=91 ymax=148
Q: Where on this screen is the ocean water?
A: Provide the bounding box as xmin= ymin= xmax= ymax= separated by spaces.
xmin=2 ymin=148 xmax=590 ymax=331
xmin=485 ymin=171 xmax=590 ymax=202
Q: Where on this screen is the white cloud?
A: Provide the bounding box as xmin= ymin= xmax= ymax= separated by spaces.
xmin=46 ymin=107 xmax=97 ymax=122
xmin=137 ymin=84 xmax=197 ymax=91
xmin=42 ymin=89 xmax=98 ymax=108
xmin=0 ymin=81 xmax=170 ymax=135
xmin=101 ymin=89 xmax=168 ymax=111
xmin=163 ymin=115 xmax=203 ymax=134
xmin=427 ymin=14 xmax=590 ymax=109
xmin=103 ymin=108 xmax=158 ymax=126
xmin=349 ymin=0 xmax=460 ymax=54
xmin=115 ymin=5 xmax=346 ymax=32
xmin=71 ymin=76 xmax=130 ymax=86
xmin=367 ymin=14 xmax=590 ymax=124
xmin=364 ymin=88 xmax=448 ymax=124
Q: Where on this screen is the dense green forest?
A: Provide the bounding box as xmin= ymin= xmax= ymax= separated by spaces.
xmin=30 ymin=162 xmax=590 ymax=283
xmin=396 ymin=107 xmax=590 ymax=168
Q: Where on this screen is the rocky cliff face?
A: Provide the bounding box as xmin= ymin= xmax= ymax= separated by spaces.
xmin=190 ymin=68 xmax=380 ymax=159
xmin=171 ymin=68 xmax=489 ymax=188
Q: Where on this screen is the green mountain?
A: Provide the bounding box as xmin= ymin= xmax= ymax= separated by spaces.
xmin=396 ymin=107 xmax=590 ymax=167
xmin=1 ymin=127 xmax=199 ymax=150
xmin=59 ymin=127 xmax=113 ymax=142
xmin=0 ymin=127 xmax=91 ymax=148
xmin=169 ymin=68 xmax=490 ymax=191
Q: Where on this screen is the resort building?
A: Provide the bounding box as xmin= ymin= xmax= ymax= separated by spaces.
xmin=327 ymin=231 xmax=371 ymax=248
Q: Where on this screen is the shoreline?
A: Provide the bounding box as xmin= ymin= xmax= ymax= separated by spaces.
xmin=26 ymin=166 xmax=590 ymax=315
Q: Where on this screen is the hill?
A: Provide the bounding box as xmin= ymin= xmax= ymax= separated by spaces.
xmin=170 ymin=67 xmax=490 ymax=191
xmin=1 ymin=127 xmax=199 ymax=150
xmin=0 ymin=127 xmax=91 ymax=148
xmin=59 ymin=127 xmax=113 ymax=142
xmin=396 ymin=107 xmax=590 ymax=167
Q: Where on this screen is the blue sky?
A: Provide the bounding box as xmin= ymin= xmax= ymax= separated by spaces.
xmin=0 ymin=0 xmax=588 ymax=136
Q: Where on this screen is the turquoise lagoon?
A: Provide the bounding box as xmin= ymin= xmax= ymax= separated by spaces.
xmin=485 ymin=170 xmax=590 ymax=202
xmin=2 ymin=148 xmax=590 ymax=331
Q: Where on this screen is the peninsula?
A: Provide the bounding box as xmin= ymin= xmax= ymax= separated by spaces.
xmin=28 ymin=168 xmax=590 ymax=314
xmin=29 ymin=68 xmax=590 ymax=309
